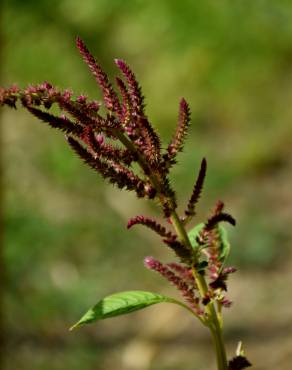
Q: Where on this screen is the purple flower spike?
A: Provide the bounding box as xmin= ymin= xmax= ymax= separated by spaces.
xmin=76 ymin=37 xmax=121 ymax=115
xmin=184 ymin=158 xmax=207 ymax=220
xmin=144 ymin=256 xmax=202 ymax=314
xmin=127 ymin=215 xmax=175 ymax=239
xmin=114 ymin=58 xmax=145 ymax=115
xmin=166 ymin=98 xmax=191 ymax=161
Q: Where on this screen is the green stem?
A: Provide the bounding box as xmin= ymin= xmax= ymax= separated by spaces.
xmin=210 ymin=322 xmax=228 ymax=370
xmin=170 ymin=210 xmax=228 ymax=370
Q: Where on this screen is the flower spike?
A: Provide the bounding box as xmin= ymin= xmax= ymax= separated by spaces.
xmin=115 ymin=59 xmax=161 ymax=163
xmin=76 ymin=37 xmax=121 ymax=115
xmin=115 ymin=77 xmax=131 ymax=124
xmin=127 ymin=215 xmax=176 ymax=239
xmin=114 ymin=59 xmax=145 ymax=115
xmin=184 ymin=157 xmax=207 ymax=221
xmin=26 ymin=106 xmax=83 ymax=135
xmin=163 ymin=238 xmax=192 ymax=262
xmin=166 ymin=98 xmax=191 ymax=162
xmin=85 ymin=128 xmax=134 ymax=166
xmin=144 ymin=256 xmax=201 ymax=314
xmin=205 ymin=212 xmax=236 ymax=231
xmin=67 ymin=136 xmax=146 ymax=195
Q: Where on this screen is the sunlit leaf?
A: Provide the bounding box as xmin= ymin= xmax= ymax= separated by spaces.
xmin=70 ymin=290 xmax=183 ymax=329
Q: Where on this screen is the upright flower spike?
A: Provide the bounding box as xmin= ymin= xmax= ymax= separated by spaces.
xmin=76 ymin=37 xmax=121 ymax=116
xmin=114 ymin=59 xmax=145 ymax=115
xmin=205 ymin=227 xmax=225 ymax=280
xmin=184 ymin=157 xmax=207 ymax=221
xmin=115 ymin=59 xmax=162 ymax=164
xmin=166 ymin=98 xmax=191 ymax=164
xmin=115 ymin=77 xmax=132 ymax=124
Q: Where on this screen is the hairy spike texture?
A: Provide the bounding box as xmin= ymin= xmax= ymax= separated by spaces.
xmin=127 ymin=215 xmax=176 ymax=239
xmin=26 ymin=106 xmax=83 ymax=135
xmin=1 ymin=83 xmax=57 ymax=109
xmin=59 ymin=98 xmax=120 ymax=135
xmin=156 ymin=177 xmax=177 ymax=219
xmin=167 ymin=262 xmax=195 ymax=284
xmin=163 ymin=238 xmax=192 ymax=262
xmin=115 ymin=77 xmax=131 ymax=124
xmin=67 ymin=135 xmax=113 ymax=175
xmin=115 ymin=59 xmax=161 ymax=163
xmin=84 ymin=127 xmax=134 ymax=166
xmin=205 ymin=212 xmax=236 ymax=231
xmin=167 ymin=98 xmax=191 ymax=160
xmin=67 ymin=136 xmax=146 ymax=195
xmin=76 ymin=37 xmax=121 ymax=115
xmin=144 ymin=256 xmax=201 ymax=314
xmin=109 ymin=161 xmax=149 ymax=197
xmin=114 ymin=59 xmax=144 ymax=115
xmin=184 ymin=157 xmax=207 ymax=219
xmin=0 ymin=83 xmax=105 ymax=132
xmin=137 ymin=115 xmax=162 ymax=163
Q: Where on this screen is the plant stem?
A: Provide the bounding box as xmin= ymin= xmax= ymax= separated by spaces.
xmin=170 ymin=210 xmax=228 ymax=370
xmin=210 ymin=320 xmax=228 ymax=370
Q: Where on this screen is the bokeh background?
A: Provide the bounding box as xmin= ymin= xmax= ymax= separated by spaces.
xmin=2 ymin=1 xmax=292 ymax=369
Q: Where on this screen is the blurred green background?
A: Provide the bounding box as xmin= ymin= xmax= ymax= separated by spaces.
xmin=2 ymin=1 xmax=292 ymax=369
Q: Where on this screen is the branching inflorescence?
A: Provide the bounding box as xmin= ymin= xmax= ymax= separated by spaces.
xmin=1 ymin=37 xmax=251 ymax=370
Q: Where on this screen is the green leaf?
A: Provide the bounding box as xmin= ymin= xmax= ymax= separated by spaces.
xmin=188 ymin=222 xmax=205 ymax=250
xmin=188 ymin=223 xmax=231 ymax=265
xmin=70 ymin=290 xmax=184 ymax=330
xmin=217 ymin=223 xmax=230 ymax=263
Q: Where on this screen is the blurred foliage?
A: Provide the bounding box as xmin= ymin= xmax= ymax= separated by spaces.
xmin=3 ymin=0 xmax=292 ymax=369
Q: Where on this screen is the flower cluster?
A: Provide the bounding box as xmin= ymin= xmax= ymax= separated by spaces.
xmin=0 ymin=36 xmax=236 ymax=318
xmin=1 ymin=37 xmax=252 ymax=368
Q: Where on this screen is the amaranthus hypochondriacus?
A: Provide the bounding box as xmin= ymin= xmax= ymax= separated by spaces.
xmin=0 ymin=37 xmax=251 ymax=370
